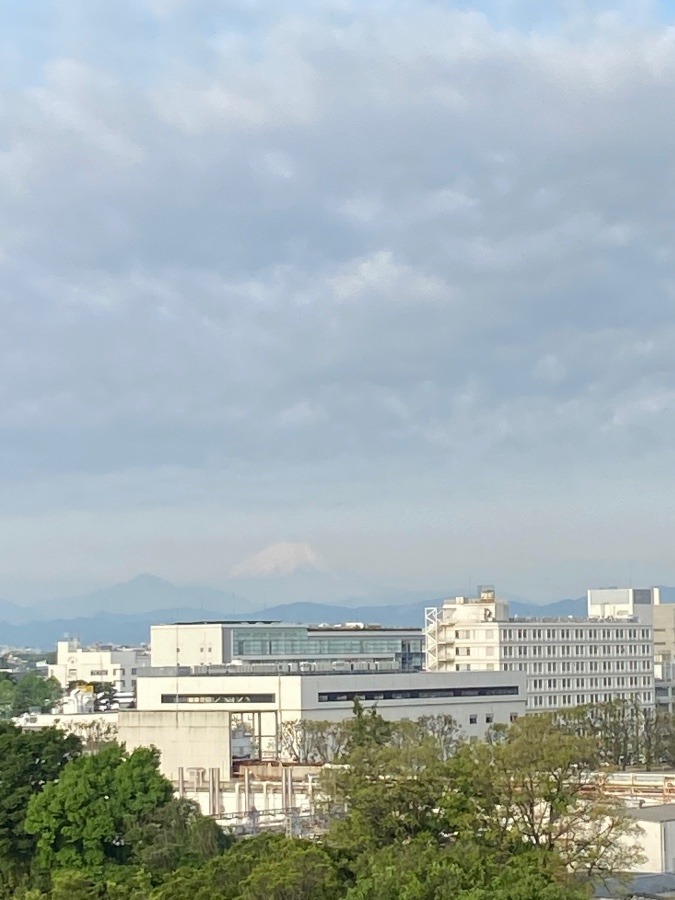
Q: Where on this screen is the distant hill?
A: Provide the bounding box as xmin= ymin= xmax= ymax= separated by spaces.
xmin=0 ymin=594 xmax=596 ymax=649
xmin=0 ymin=569 xmax=672 ymax=649
xmin=509 ymin=597 xmax=586 ymax=618
xmin=0 ymin=595 xmax=31 ymax=624
xmin=29 ymin=574 xmax=254 ymax=621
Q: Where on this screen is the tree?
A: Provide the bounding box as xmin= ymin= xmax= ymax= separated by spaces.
xmin=0 ymin=725 xmax=81 ymax=882
xmin=277 ymin=719 xmax=352 ymax=764
xmin=152 ymin=834 xmax=298 ymax=900
xmin=24 ymin=743 xmax=173 ymax=870
xmin=342 ymin=837 xmax=590 ymax=900
xmin=417 ymin=714 xmax=462 ymax=760
xmin=126 ymin=798 xmax=229 ymax=878
xmin=447 ymin=714 xmax=644 ymax=878
xmin=344 ymin=698 xmax=392 ymax=753
xmin=11 ymin=673 xmax=62 ymax=717
xmin=323 ymin=729 xmax=449 ymax=856
xmin=239 ymin=840 xmax=344 ymax=900
xmin=66 ymin=719 xmax=119 ymax=754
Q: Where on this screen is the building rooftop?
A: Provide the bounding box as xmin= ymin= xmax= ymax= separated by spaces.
xmin=137 ymin=664 xmax=519 ymax=680
xmin=625 ymin=804 xmax=675 ymax=823
xmin=164 ymin=620 xmax=420 ymax=631
xmin=507 ymin=616 xmax=642 ymax=624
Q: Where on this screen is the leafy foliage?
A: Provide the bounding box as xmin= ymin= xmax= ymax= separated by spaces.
xmin=0 ymin=673 xmax=63 ymax=720
xmin=24 ymin=744 xmax=173 ymax=870
xmin=0 ymin=725 xmax=81 ymax=882
xmin=0 ymin=703 xmax=649 ymax=899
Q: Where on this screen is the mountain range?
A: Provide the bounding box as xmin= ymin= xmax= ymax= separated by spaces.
xmin=0 ymin=542 xmax=672 ymax=650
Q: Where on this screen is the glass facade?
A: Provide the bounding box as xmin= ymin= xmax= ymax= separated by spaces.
xmin=231 ymin=627 xmax=424 ymax=671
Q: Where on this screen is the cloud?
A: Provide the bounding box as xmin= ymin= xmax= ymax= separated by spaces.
xmin=1 ymin=0 xmax=675 ymax=597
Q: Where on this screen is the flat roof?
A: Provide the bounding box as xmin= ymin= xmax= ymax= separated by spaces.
xmin=160 ymin=621 xmax=420 ymax=631
xmin=625 ymin=804 xmax=675 ymax=823
xmin=138 ymin=666 xmax=522 ymax=682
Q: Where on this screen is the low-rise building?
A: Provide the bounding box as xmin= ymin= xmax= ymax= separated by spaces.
xmin=150 ymin=620 xmax=424 ymax=672
xmin=48 ymin=639 xmax=150 ymax=695
xmin=425 ymin=586 xmax=655 ymax=711
xmin=119 ymin=667 xmax=526 ymax=780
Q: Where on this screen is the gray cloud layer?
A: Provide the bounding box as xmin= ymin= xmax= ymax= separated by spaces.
xmin=1 ymin=1 xmax=674 ymax=600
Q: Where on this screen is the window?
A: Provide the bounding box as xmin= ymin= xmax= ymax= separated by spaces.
xmin=469 ymin=714 xmax=477 ymax=725
xmin=510 ymin=713 xmax=519 ymax=722
xmin=317 ymin=685 xmax=520 ymax=702
xmin=162 ymin=693 xmax=275 ymax=704
xmin=485 ymin=714 xmax=493 ymax=724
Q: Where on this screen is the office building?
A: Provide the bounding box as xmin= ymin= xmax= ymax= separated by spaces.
xmin=150 ymin=620 xmax=424 ymax=672
xmin=119 ymin=667 xmax=526 ymax=780
xmin=425 ymin=586 xmax=655 ymax=711
xmin=48 ymin=639 xmax=151 ymax=695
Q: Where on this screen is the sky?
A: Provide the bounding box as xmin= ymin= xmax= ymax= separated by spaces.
xmin=1 ymin=0 xmax=675 ymax=604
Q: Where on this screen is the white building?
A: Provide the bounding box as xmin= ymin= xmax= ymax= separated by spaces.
xmin=623 ymin=805 xmax=675 ymax=875
xmin=49 ymin=639 xmax=151 ymax=695
xmin=587 ymin=586 xmax=660 ymax=624
xmin=425 ymin=586 xmax=655 ymax=711
xmin=119 ymin=668 xmax=526 ymax=780
xmin=150 ymin=621 xmax=424 ymax=672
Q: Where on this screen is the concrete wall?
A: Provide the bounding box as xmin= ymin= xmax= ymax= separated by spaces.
xmin=654 ymin=605 xmax=675 ymax=663
xmin=150 ymin=624 xmax=228 ymax=667
xmin=587 ymin=587 xmax=656 ymax=625
xmin=135 ymin=670 xmax=526 ymax=742
xmin=118 ymin=709 xmax=232 ymax=782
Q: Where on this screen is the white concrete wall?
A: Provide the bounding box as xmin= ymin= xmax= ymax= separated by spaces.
xmin=664 ymin=820 xmax=675 ymax=873
xmin=150 ymin=624 xmax=228 ymax=667
xmin=135 ymin=669 xmax=526 ymax=741
xmin=118 ymin=709 xmax=232 ymax=782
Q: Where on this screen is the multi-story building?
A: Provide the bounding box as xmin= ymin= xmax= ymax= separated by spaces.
xmin=48 ymin=639 xmax=151 ymax=695
xmin=587 ymin=586 xmax=660 ymax=624
xmin=425 ymin=586 xmax=655 ymax=711
xmin=119 ymin=667 xmax=527 ymax=780
xmin=150 ymin=620 xmax=424 ymax=672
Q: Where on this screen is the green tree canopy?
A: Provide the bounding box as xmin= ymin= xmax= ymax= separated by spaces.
xmin=0 ymin=724 xmax=81 ymax=882
xmin=10 ymin=673 xmax=63 ymax=718
xmin=24 ymin=743 xmax=173 ymax=871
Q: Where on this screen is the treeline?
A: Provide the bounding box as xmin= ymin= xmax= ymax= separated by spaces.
xmin=557 ymin=700 xmax=675 ymax=770
xmin=0 ymin=673 xmax=62 ymax=720
xmin=0 ymin=702 xmax=644 ymax=900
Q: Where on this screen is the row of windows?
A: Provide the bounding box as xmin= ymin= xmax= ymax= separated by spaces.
xmin=317 ymin=686 xmax=520 ymax=703
xmin=502 ymin=644 xmax=650 ymax=658
xmin=161 ymin=693 xmax=276 ymax=704
xmin=231 ymin=629 xmax=422 ymax=658
xmin=503 ymin=660 xmax=652 ymax=674
xmin=502 ymin=628 xmax=650 ymax=641
xmin=530 ymin=691 xmax=653 ymax=708
xmin=529 ymin=676 xmax=652 ymax=690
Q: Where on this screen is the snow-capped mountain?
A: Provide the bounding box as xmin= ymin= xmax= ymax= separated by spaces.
xmin=228 ymin=542 xmax=328 ymax=578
